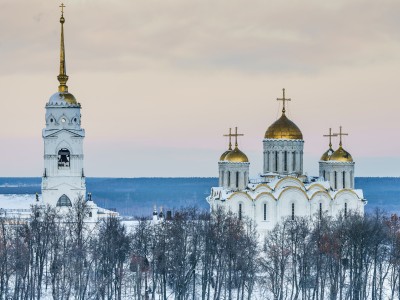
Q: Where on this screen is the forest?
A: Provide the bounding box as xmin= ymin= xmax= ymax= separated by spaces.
xmin=0 ymin=199 xmax=399 ymax=300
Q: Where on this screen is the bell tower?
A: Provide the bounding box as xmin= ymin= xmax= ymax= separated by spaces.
xmin=41 ymin=4 xmax=86 ymax=207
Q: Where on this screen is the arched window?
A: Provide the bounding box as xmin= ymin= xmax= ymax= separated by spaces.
xmin=344 ymin=203 xmax=348 ymax=217
xmin=342 ymin=171 xmax=346 ymax=188
xmin=228 ymin=172 xmax=231 ymax=187
xmin=293 ymin=152 xmax=296 ymax=171
xmin=323 ymin=170 xmax=326 ymax=180
xmin=89 ymin=212 xmax=92 ymax=218
xmin=263 ymin=203 xmax=267 ymax=221
xmin=291 ymin=203 xmax=295 ymax=220
xmin=238 ymin=203 xmax=242 ymax=220
xmin=275 ymin=151 xmax=278 ymax=172
xmin=319 ymin=203 xmax=322 ymax=219
xmin=58 ymin=148 xmax=70 ymax=168
xmin=266 ymin=151 xmax=269 ymax=172
xmin=236 ymin=172 xmax=239 ymax=188
xmin=57 ymin=194 xmax=72 ymax=207
xmin=284 ymin=151 xmax=288 ymax=172
xmin=334 ymin=171 xmax=337 ymax=190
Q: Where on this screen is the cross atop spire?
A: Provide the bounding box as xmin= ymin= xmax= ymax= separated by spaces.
xmin=60 ymin=3 xmax=66 ymax=16
xmin=223 ymin=128 xmax=233 ymax=150
xmin=334 ymin=126 xmax=349 ymax=147
xmin=231 ymin=127 xmax=244 ymax=148
xmin=323 ymin=128 xmax=337 ymax=149
xmin=277 ymin=88 xmax=291 ymax=114
xmin=57 ymin=3 xmax=68 ymax=92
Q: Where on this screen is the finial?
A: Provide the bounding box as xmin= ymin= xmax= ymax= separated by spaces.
xmin=223 ymin=128 xmax=233 ymax=150
xmin=231 ymin=127 xmax=244 ymax=148
xmin=334 ymin=126 xmax=349 ymax=147
xmin=57 ymin=3 xmax=69 ymax=92
xmin=323 ymin=128 xmax=337 ymax=149
xmin=277 ymin=88 xmax=291 ymax=115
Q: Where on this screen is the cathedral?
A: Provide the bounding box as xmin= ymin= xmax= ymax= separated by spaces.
xmin=40 ymin=5 xmax=116 ymax=220
xmin=207 ymin=89 xmax=366 ymax=236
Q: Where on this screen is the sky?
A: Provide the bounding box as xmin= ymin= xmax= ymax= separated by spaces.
xmin=1 ymin=0 xmax=400 ymax=177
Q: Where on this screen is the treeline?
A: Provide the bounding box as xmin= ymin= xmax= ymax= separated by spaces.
xmin=0 ymin=200 xmax=400 ymax=300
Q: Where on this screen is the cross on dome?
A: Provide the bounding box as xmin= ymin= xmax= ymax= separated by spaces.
xmin=277 ymin=88 xmax=291 ymax=115
xmin=223 ymin=128 xmax=233 ymax=150
xmin=231 ymin=127 xmax=244 ymax=148
xmin=334 ymin=126 xmax=349 ymax=147
xmin=323 ymin=128 xmax=337 ymax=149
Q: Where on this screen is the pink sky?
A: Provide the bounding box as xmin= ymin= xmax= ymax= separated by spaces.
xmin=1 ymin=0 xmax=400 ymax=177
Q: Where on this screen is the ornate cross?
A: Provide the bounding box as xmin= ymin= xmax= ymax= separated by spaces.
xmin=323 ymin=128 xmax=337 ymax=148
xmin=231 ymin=127 xmax=244 ymax=147
xmin=223 ymin=128 xmax=233 ymax=150
xmin=60 ymin=3 xmax=66 ymax=16
xmin=277 ymin=88 xmax=291 ymax=114
xmin=334 ymin=126 xmax=348 ymax=147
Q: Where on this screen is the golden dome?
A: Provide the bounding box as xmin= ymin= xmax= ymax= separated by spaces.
xmin=265 ymin=113 xmax=303 ymax=140
xmin=220 ymin=149 xmax=232 ymax=161
xmin=224 ymin=146 xmax=248 ymax=162
xmin=329 ymin=146 xmax=353 ymax=162
xmin=320 ymin=148 xmax=334 ymax=161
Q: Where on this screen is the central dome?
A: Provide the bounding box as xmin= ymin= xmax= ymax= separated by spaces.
xmin=48 ymin=92 xmax=78 ymax=105
xmin=265 ymin=114 xmax=303 ymax=140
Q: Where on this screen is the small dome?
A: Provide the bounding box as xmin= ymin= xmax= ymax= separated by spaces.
xmin=224 ymin=147 xmax=248 ymax=162
xmin=329 ymin=146 xmax=353 ymax=162
xmin=265 ymin=114 xmax=303 ymax=140
xmin=48 ymin=92 xmax=78 ymax=105
xmin=220 ymin=149 xmax=232 ymax=161
xmin=320 ymin=148 xmax=334 ymax=161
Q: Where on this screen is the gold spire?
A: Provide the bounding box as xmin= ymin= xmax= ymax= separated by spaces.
xmin=57 ymin=3 xmax=69 ymax=92
xmin=223 ymin=128 xmax=233 ymax=150
xmin=277 ymin=88 xmax=291 ymax=115
xmin=334 ymin=126 xmax=349 ymax=148
xmin=323 ymin=128 xmax=337 ymax=150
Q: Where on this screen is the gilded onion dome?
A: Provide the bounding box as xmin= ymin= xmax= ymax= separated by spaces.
xmin=265 ymin=88 xmax=303 ymax=140
xmin=220 ymin=149 xmax=232 ymax=161
xmin=265 ymin=114 xmax=303 ymax=140
xmin=329 ymin=146 xmax=353 ymax=162
xmin=224 ymin=146 xmax=248 ymax=162
xmin=329 ymin=126 xmax=353 ymax=162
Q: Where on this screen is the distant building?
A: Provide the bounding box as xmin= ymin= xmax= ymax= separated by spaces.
xmin=207 ymin=89 xmax=365 ymax=237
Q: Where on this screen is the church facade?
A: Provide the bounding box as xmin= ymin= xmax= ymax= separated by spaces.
xmin=207 ymin=89 xmax=365 ymax=236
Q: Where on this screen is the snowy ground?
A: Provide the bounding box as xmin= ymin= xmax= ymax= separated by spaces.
xmin=0 ymin=194 xmax=39 ymax=209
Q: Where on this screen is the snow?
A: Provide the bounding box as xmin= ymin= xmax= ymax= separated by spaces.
xmin=0 ymin=194 xmax=42 ymax=210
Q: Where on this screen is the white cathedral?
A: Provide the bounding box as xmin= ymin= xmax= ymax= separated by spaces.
xmin=39 ymin=6 xmax=116 ymax=220
xmin=207 ymin=89 xmax=366 ymax=236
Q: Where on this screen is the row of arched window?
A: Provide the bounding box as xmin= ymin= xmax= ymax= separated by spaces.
xmin=265 ymin=151 xmax=297 ymax=172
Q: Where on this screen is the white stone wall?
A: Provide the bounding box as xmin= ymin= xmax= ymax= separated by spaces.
xmin=319 ymin=161 xmax=355 ymax=189
xmin=42 ymin=101 xmax=86 ymax=207
xmin=218 ymin=161 xmax=250 ymax=191
xmin=263 ymin=139 xmax=304 ymax=175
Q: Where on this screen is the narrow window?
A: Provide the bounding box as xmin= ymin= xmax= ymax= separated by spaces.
xmin=293 ymin=152 xmax=296 ymax=171
xmin=319 ymin=203 xmax=322 ymax=219
xmin=236 ymin=172 xmax=239 ymax=188
xmin=291 ymin=203 xmax=295 ymax=220
xmin=89 ymin=212 xmax=92 ymax=218
xmin=342 ymin=171 xmax=346 ymax=189
xmin=275 ymin=151 xmax=278 ymax=172
xmin=323 ymin=170 xmax=326 ymax=180
xmin=284 ymin=151 xmax=288 ymax=172
xmin=344 ymin=203 xmax=347 ymax=217
xmin=228 ymin=171 xmax=231 ymax=186
xmin=58 ymin=149 xmax=70 ymax=169
xmin=263 ymin=203 xmax=267 ymax=221
xmin=239 ymin=203 xmax=242 ymax=220
xmin=334 ymin=171 xmax=337 ymax=190
xmin=266 ymin=151 xmax=269 ymax=172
